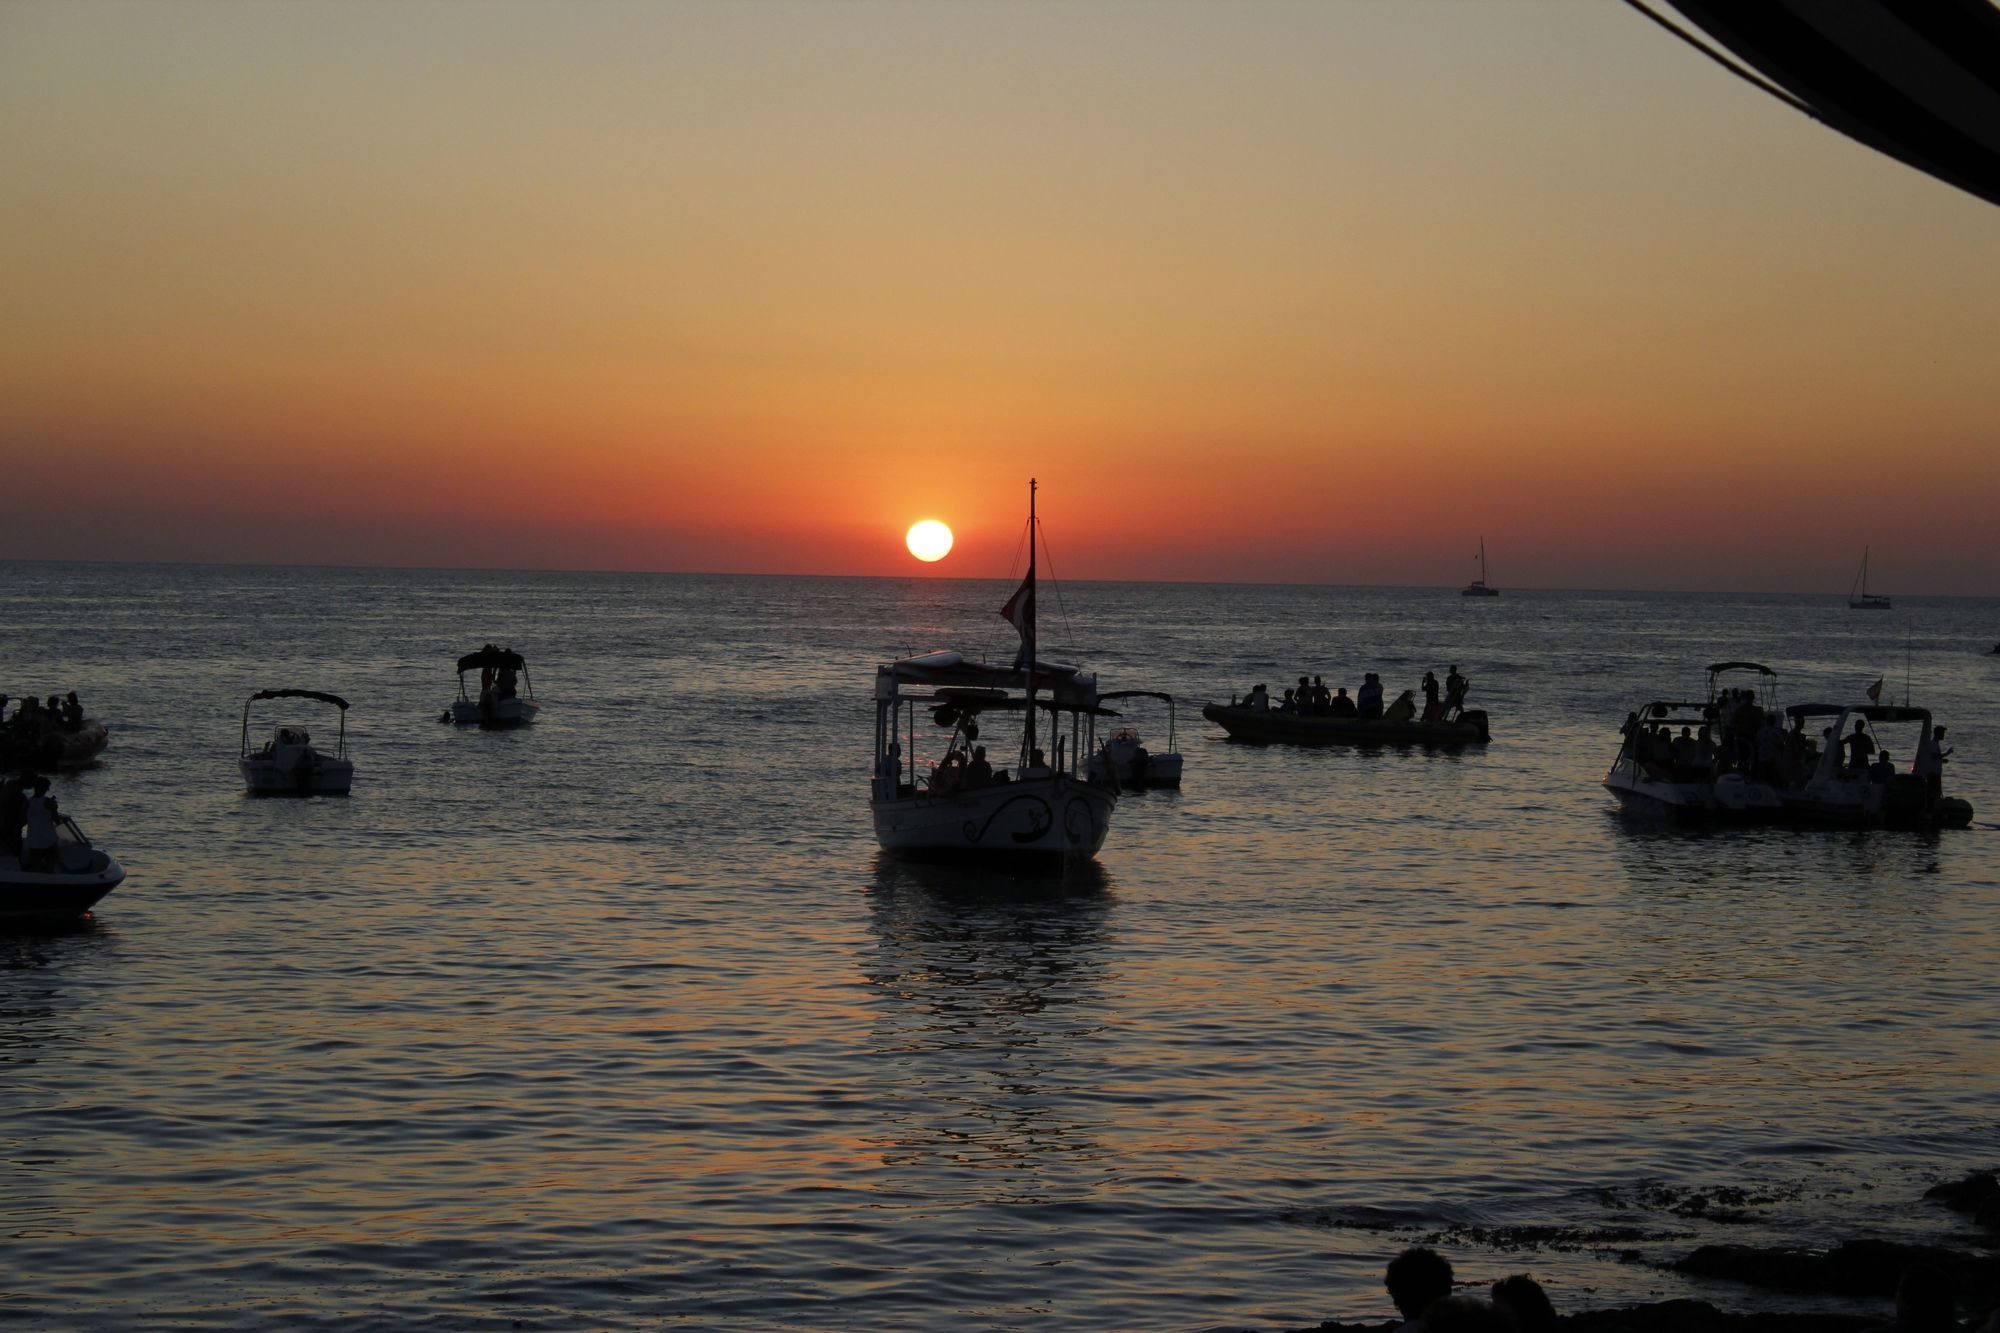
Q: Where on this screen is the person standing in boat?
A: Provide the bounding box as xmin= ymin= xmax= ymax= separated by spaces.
xmin=1913 ymin=725 xmax=1952 ymax=800
xmin=21 ymin=777 xmax=56 ymax=872
xmin=1842 ymin=719 xmax=1875 ymax=775
xmin=1420 ymin=671 xmax=1441 ymax=722
xmin=1357 ymin=673 xmax=1384 ymax=719
xmin=0 ymin=773 xmax=23 ymax=861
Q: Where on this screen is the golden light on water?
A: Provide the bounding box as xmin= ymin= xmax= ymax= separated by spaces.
xmin=905 ymin=520 xmax=953 ymax=563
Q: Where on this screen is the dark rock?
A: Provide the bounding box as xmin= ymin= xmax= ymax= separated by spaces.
xmin=1563 ymin=1298 xmax=1872 ymax=1333
xmin=1925 ymin=1172 xmax=2000 ymax=1228
xmin=1671 ymin=1240 xmax=1967 ymax=1298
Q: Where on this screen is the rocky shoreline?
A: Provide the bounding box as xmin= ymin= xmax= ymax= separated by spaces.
xmin=1279 ymin=1173 xmax=2000 ymax=1333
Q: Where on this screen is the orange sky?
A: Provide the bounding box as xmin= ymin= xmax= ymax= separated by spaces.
xmin=3 ymin=1 xmax=1996 ymax=592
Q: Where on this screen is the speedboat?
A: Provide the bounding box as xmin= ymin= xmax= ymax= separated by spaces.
xmin=1088 ymin=691 xmax=1184 ymax=788
xmin=240 ymin=689 xmax=354 ymax=795
xmin=447 ymin=647 xmax=541 ymax=727
xmin=870 ymin=481 xmax=1118 ymax=865
xmin=1781 ymin=702 xmax=1973 ymax=829
xmin=0 ymin=811 xmax=125 ymax=922
xmin=1603 ymin=662 xmax=1785 ymax=819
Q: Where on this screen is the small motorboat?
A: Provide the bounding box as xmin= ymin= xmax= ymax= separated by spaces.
xmin=446 ymin=646 xmax=541 ymax=727
xmin=0 ymin=810 xmax=125 ymax=922
xmin=1 ymin=693 xmax=110 ymax=773
xmin=1089 ymin=691 xmax=1183 ymax=788
xmin=1781 ymin=702 xmax=1973 ymax=829
xmin=240 ymin=689 xmax=354 ymax=795
xmin=1203 ymin=698 xmax=1489 ymax=746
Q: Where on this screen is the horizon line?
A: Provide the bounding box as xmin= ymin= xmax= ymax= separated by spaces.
xmin=2 ymin=554 xmax=1993 ymax=602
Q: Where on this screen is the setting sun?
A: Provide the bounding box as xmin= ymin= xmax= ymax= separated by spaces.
xmin=905 ymin=520 xmax=953 ymax=563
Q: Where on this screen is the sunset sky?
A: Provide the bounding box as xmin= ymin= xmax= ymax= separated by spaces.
xmin=4 ymin=1 xmax=1996 ymax=593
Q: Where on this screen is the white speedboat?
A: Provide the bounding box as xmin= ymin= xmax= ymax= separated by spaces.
xmin=1088 ymin=690 xmax=1184 ymax=788
xmin=1603 ymin=662 xmax=1785 ymax=819
xmin=240 ymin=689 xmax=354 ymax=795
xmin=447 ymin=647 xmax=541 ymax=727
xmin=870 ymin=481 xmax=1118 ymax=865
xmin=0 ymin=812 xmax=125 ymax=922
xmin=1781 ymin=702 xmax=1973 ymax=829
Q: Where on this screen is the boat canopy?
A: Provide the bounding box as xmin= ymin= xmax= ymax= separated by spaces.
xmin=247 ymin=688 xmax=348 ymax=710
xmin=1098 ymin=690 xmax=1175 ymax=705
xmin=880 ymin=653 xmax=1099 ymax=708
xmin=458 ymin=648 xmax=526 ymax=673
xmin=1707 ymin=662 xmax=1775 ymax=677
xmin=1786 ymin=703 xmax=1932 ymax=724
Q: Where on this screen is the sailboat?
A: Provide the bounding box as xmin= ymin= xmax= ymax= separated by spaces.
xmin=1849 ymin=547 xmax=1891 ymax=610
xmin=868 ymin=480 xmax=1119 ymax=864
xmin=1461 ymin=537 xmax=1500 ymax=597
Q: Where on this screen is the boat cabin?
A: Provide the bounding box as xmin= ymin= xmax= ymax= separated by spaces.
xmin=872 ymin=651 xmax=1113 ymax=799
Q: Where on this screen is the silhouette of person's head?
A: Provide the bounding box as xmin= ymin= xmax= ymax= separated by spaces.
xmin=1490 ymin=1275 xmax=1557 ymax=1333
xmin=1854 ymin=720 xmax=1867 ymax=733
xmin=1337 ymin=688 xmax=1349 ymax=697
xmin=1386 ymin=1247 xmax=1454 ymax=1322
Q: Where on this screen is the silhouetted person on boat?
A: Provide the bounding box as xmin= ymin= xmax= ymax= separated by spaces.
xmin=1245 ymin=683 xmax=1270 ymax=711
xmin=1913 ymin=725 xmax=1951 ymax=801
xmin=1490 ymin=1275 xmax=1558 ymax=1333
xmin=21 ymin=777 xmax=56 ymax=872
xmin=1278 ymin=687 xmax=1299 ymax=714
xmin=874 ymin=741 xmax=902 ymax=798
xmin=1311 ymin=675 xmax=1331 ymax=713
xmin=1696 ymin=726 xmax=1718 ymax=772
xmin=1443 ymin=669 xmax=1470 ymax=720
xmin=1023 ymin=747 xmax=1050 ymax=777
xmin=1421 ymin=671 xmax=1441 ymax=722
xmin=0 ymin=774 xmax=23 ymax=859
xmin=1385 ymin=1246 xmax=1455 ymax=1333
xmin=1330 ymin=687 xmax=1357 ymax=718
xmin=1620 ymin=711 xmax=1642 ymax=741
xmin=1869 ymin=749 xmax=1896 ymax=785
xmin=1844 ymin=719 xmax=1875 ymax=774
xmin=966 ymin=745 xmax=993 ymax=788
xmin=1669 ymin=725 xmax=1697 ymax=770
xmin=1358 ymin=673 xmax=1384 ymax=719
xmin=62 ymin=691 xmax=83 ymax=731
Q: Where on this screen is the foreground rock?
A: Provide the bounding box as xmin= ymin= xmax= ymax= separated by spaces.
xmin=1287 ymin=1302 xmax=1872 ymax=1333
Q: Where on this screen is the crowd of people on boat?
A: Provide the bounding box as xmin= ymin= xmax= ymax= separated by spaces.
xmin=1620 ymin=687 xmax=1953 ymax=796
xmin=1 ymin=691 xmax=89 ymax=742
xmin=1231 ymin=666 xmax=1471 ymax=723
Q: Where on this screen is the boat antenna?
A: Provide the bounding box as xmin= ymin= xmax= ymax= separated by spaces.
xmin=1905 ymin=628 xmax=1912 ymax=707
xmin=1024 ymin=478 xmax=1037 ymax=766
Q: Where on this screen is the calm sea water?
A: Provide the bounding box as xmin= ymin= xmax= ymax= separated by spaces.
xmin=2 ymin=561 xmax=1997 ymax=1330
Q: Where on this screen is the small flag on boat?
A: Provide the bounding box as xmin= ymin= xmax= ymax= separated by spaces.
xmin=1866 ymin=676 xmax=1884 ymax=702
xmin=999 ymin=571 xmax=1035 ymax=667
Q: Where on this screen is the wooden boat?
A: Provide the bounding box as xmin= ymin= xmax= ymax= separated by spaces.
xmin=1202 ymin=701 xmax=1489 ymax=746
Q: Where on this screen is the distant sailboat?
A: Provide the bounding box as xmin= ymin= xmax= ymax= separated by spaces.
xmin=1462 ymin=537 xmax=1500 ymax=597
xmin=1849 ymin=547 xmax=1891 ymax=610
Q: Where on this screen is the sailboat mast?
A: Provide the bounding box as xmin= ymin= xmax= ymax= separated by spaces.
xmin=1024 ymin=478 xmax=1038 ymax=763
xmin=1480 ymin=536 xmax=1488 ymax=584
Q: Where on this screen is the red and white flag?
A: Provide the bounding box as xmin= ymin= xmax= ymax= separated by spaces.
xmin=999 ymin=571 xmax=1035 ymax=667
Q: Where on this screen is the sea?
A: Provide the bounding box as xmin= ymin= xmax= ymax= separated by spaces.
xmin=2 ymin=561 xmax=1997 ymax=1331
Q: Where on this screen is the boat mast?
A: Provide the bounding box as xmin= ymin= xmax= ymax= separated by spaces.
xmin=1479 ymin=536 xmax=1488 ymax=584
xmin=1024 ymin=477 xmax=1037 ymax=767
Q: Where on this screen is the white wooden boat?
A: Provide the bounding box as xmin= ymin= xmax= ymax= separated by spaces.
xmin=870 ymin=482 xmax=1118 ymax=865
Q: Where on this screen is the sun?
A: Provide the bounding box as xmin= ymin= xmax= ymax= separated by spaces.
xmin=905 ymin=519 xmax=953 ymax=562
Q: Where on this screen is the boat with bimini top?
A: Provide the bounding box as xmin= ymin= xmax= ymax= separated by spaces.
xmin=1781 ymin=701 xmax=1972 ymax=829
xmin=240 ymin=689 xmax=354 ymax=795
xmin=446 ymin=646 xmax=541 ymax=727
xmin=1603 ymin=662 xmax=1787 ymax=819
xmin=870 ymin=481 xmax=1119 ymax=864
xmin=1088 ymin=691 xmax=1183 ymax=789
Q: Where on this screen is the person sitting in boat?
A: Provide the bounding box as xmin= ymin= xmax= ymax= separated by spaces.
xmin=1329 ymin=687 xmax=1357 ymax=718
xmin=497 ymin=663 xmax=518 ymax=699
xmin=1842 ymin=719 xmax=1875 ymax=775
xmin=966 ymin=745 xmax=993 ymax=788
xmin=61 ymin=692 xmax=83 ymax=731
xmin=1245 ymin=683 xmax=1270 ymax=711
xmin=1383 ymin=689 xmax=1417 ymax=723
xmin=1696 ymin=726 xmax=1718 ymax=773
xmin=1022 ymin=747 xmax=1051 ymax=778
xmin=1669 ymin=726 xmax=1698 ymax=771
xmin=1420 ymin=671 xmax=1441 ymax=722
xmin=1357 ymin=673 xmax=1384 ymax=719
xmin=1278 ymin=687 xmax=1301 ymax=714
xmin=873 ymin=741 xmax=903 ymax=799
xmin=21 ymin=778 xmax=57 ymax=872
xmin=1868 ymin=749 xmax=1896 ymax=785
xmin=1620 ymin=711 xmax=1642 ymax=744
xmin=931 ymin=749 xmax=968 ymax=795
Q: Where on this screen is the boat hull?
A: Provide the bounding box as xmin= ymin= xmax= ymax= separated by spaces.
xmin=0 ymin=852 xmax=124 ymax=921
xmin=1203 ymin=703 xmax=1490 ymax=747
xmin=450 ymin=696 xmax=541 ymax=727
xmin=0 ymin=721 xmax=110 ymax=773
xmin=873 ymin=775 xmax=1116 ymax=864
xmin=241 ymin=755 xmax=354 ymax=795
xmin=1089 ymin=746 xmax=1183 ymax=788
xmin=1602 ymin=759 xmax=1784 ymax=820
